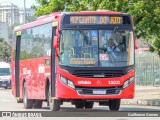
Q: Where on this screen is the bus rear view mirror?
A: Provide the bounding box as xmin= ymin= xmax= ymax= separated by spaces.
xmin=54 ymin=36 xmax=59 ymax=48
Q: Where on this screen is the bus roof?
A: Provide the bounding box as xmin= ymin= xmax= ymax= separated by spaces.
xmin=14 ymin=10 xmax=124 ymax=31
xmin=73 ymin=10 xmax=122 ymax=14
xmin=14 ymin=12 xmax=61 ymax=31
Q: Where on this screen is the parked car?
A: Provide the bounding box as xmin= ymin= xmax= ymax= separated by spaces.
xmin=0 ymin=62 xmax=11 ymax=89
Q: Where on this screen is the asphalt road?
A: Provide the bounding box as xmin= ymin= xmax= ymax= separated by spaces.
xmin=0 ymin=88 xmax=160 ymax=112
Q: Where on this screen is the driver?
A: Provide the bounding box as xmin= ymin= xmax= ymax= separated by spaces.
xmin=107 ymin=38 xmax=120 ymax=59
xmin=107 ymin=38 xmax=120 ymax=52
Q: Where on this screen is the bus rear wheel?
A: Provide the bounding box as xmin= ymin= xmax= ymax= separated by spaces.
xmin=108 ymin=99 xmax=121 ymax=111
xmin=34 ymin=100 xmax=43 ymax=109
xmin=23 ymin=82 xmax=34 ymax=109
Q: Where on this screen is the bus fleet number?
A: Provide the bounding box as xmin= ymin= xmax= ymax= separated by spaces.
xmin=108 ymin=81 xmax=120 ymax=85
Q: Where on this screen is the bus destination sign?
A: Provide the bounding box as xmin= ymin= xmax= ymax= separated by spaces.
xmin=69 ymin=16 xmax=123 ymax=24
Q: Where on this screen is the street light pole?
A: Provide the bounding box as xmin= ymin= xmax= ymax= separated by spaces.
xmin=24 ymin=0 xmax=26 ymax=24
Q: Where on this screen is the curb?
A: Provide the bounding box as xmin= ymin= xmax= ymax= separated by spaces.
xmin=121 ymin=99 xmax=160 ymax=106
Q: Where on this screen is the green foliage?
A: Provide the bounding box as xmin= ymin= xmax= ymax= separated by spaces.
xmin=0 ymin=38 xmax=11 ymax=62
xmin=34 ymin=0 xmax=65 ymax=16
xmin=20 ymin=45 xmax=44 ymax=60
xmin=34 ymin=0 xmax=160 ymax=56
xmin=20 ymin=51 xmax=29 ymax=60
xmin=26 ymin=16 xmax=37 ymax=23
xmin=29 ymin=45 xmax=44 ymax=58
xmin=153 ymin=37 xmax=160 ymax=56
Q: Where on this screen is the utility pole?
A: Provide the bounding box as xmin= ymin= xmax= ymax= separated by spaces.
xmin=24 ymin=0 xmax=26 ymax=24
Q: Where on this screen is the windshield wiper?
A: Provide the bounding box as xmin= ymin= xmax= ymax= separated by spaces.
xmin=110 ymin=26 xmax=118 ymax=39
xmin=77 ymin=26 xmax=85 ymax=37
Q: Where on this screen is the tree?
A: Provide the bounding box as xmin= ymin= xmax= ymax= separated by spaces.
xmin=34 ymin=0 xmax=160 ymax=55
xmin=0 ymin=38 xmax=11 ymax=62
xmin=26 ymin=16 xmax=36 ymax=23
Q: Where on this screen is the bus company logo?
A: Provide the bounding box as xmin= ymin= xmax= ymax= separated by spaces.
xmin=97 ymin=80 xmax=102 ymax=85
xmin=78 ymin=81 xmax=91 ymax=85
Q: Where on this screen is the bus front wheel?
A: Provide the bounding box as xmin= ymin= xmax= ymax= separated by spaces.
xmin=47 ymin=84 xmax=60 ymax=111
xmin=75 ymin=102 xmax=85 ymax=108
xmin=85 ymin=102 xmax=94 ymax=109
xmin=23 ymin=82 xmax=34 ymax=109
xmin=108 ymin=99 xmax=121 ymax=111
xmin=49 ymin=99 xmax=61 ymax=111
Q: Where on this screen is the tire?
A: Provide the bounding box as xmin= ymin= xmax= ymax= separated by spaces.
xmin=47 ymin=83 xmax=60 ymax=111
xmin=23 ymin=82 xmax=34 ymax=109
xmin=109 ymin=99 xmax=121 ymax=111
xmin=75 ymin=102 xmax=85 ymax=108
xmin=49 ymin=99 xmax=61 ymax=111
xmin=85 ymin=102 xmax=94 ymax=109
xmin=34 ymin=100 xmax=43 ymax=109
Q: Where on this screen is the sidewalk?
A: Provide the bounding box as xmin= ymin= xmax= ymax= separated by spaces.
xmin=121 ymin=85 xmax=160 ymax=106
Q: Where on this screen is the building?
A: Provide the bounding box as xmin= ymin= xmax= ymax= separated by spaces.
xmin=0 ymin=22 xmax=8 ymax=43
xmin=0 ymin=2 xmax=20 ymax=26
xmin=19 ymin=8 xmax=36 ymax=24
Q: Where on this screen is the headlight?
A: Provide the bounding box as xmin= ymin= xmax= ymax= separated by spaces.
xmin=68 ymin=80 xmax=75 ymax=89
xmin=60 ymin=76 xmax=75 ymax=89
xmin=123 ymin=76 xmax=135 ymax=89
xmin=60 ymin=76 xmax=67 ymax=84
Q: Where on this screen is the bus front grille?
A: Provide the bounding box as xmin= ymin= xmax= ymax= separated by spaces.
xmin=72 ymin=70 xmax=125 ymax=78
xmin=76 ymin=86 xmax=122 ymax=95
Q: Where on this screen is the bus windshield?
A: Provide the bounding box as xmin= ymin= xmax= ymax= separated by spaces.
xmin=59 ymin=29 xmax=134 ymax=67
xmin=0 ymin=68 xmax=10 ymax=76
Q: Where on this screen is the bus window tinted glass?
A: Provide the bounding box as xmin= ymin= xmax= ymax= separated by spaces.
xmin=0 ymin=68 xmax=10 ymax=76
xmin=20 ymin=23 xmax=52 ymax=59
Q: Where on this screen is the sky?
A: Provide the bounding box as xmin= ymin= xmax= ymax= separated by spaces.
xmin=0 ymin=0 xmax=38 ymax=8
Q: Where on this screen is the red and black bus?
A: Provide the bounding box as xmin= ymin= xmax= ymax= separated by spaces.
xmin=11 ymin=10 xmax=135 ymax=111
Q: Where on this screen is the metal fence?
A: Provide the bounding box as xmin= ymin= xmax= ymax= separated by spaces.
xmin=135 ymin=51 xmax=160 ymax=85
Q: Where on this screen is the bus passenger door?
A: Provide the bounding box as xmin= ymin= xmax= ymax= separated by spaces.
xmin=14 ymin=31 xmax=21 ymax=98
xmin=51 ymin=21 xmax=58 ymax=98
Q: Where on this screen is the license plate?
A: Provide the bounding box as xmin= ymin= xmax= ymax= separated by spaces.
xmin=1 ymin=84 xmax=6 ymax=87
xmin=93 ymin=90 xmax=106 ymax=94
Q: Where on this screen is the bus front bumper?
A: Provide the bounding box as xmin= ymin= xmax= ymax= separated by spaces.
xmin=56 ymin=81 xmax=135 ymax=100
